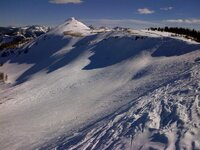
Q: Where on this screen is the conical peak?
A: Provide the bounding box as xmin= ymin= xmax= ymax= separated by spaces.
xmin=63 ymin=17 xmax=89 ymax=29
xmin=51 ymin=17 xmax=90 ymax=35
xmin=66 ymin=17 xmax=76 ymax=22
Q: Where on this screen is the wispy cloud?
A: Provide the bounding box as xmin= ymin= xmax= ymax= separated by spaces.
xmin=165 ymin=19 xmax=200 ymax=24
xmin=49 ymin=0 xmax=82 ymax=4
xmin=137 ymin=8 xmax=155 ymax=14
xmin=82 ymin=18 xmax=200 ymax=30
xmin=160 ymin=6 xmax=173 ymax=11
xmin=82 ymin=19 xmax=162 ymax=29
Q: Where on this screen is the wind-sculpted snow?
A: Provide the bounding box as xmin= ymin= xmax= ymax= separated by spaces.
xmin=151 ymin=38 xmax=200 ymax=57
xmin=41 ymin=65 xmax=200 ymax=150
xmin=2 ymin=31 xmax=200 ymax=85
xmin=0 ymin=18 xmax=200 ymax=150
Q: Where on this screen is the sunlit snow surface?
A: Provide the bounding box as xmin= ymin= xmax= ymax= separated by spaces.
xmin=0 ymin=18 xmax=200 ymax=150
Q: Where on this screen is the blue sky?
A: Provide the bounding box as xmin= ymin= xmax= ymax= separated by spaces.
xmin=1 ymin=0 xmax=200 ymax=29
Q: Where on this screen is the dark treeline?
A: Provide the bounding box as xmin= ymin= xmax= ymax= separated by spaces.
xmin=149 ymin=27 xmax=200 ymax=42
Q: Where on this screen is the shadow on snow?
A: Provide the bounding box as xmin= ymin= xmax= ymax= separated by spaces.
xmin=2 ymin=34 xmax=199 ymax=85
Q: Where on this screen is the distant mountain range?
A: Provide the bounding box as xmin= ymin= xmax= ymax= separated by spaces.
xmin=0 ymin=25 xmax=50 ymax=51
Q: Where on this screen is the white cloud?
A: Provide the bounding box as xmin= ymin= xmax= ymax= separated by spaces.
xmin=82 ymin=19 xmax=200 ymax=30
xmin=137 ymin=8 xmax=155 ymax=14
xmin=82 ymin=19 xmax=162 ymax=29
xmin=160 ymin=7 xmax=173 ymax=11
xmin=49 ymin=0 xmax=82 ymax=4
xmin=165 ymin=19 xmax=200 ymax=24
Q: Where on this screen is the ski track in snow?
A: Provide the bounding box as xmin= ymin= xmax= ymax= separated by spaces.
xmin=0 ymin=18 xmax=200 ymax=150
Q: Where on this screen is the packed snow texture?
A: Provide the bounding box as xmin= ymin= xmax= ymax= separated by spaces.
xmin=42 ymin=64 xmax=200 ymax=150
xmin=0 ymin=18 xmax=200 ymax=150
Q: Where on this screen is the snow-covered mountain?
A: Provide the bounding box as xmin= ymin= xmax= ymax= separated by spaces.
xmin=53 ymin=17 xmax=90 ymax=35
xmin=0 ymin=18 xmax=200 ymax=150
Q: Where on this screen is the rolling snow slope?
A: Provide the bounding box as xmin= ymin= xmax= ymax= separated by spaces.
xmin=42 ymin=63 xmax=200 ymax=150
xmin=0 ymin=18 xmax=200 ymax=150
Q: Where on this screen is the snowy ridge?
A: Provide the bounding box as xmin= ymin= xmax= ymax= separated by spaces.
xmin=0 ymin=18 xmax=200 ymax=150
